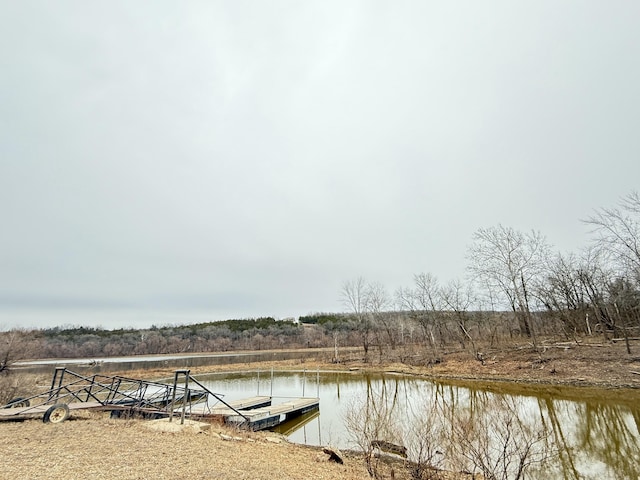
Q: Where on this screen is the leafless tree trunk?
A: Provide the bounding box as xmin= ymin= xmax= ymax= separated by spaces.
xmin=585 ymin=191 xmax=640 ymax=275
xmin=440 ymin=279 xmax=479 ymax=358
xmin=365 ymin=281 xmax=394 ymax=358
xmin=0 ymin=330 xmax=25 ymax=374
xmin=467 ymin=225 xmax=550 ymax=349
xmin=342 ymin=277 xmax=371 ymax=362
xmin=396 ymin=272 xmax=444 ymax=357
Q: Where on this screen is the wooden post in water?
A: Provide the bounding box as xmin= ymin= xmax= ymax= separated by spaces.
xmin=302 ymin=369 xmax=306 ymax=397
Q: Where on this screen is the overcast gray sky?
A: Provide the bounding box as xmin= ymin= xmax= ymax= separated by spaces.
xmin=1 ymin=1 xmax=639 ymax=329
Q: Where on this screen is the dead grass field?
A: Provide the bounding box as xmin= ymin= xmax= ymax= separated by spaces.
xmin=0 ymin=411 xmax=472 ymax=480
xmin=0 ymin=412 xmax=372 ymax=480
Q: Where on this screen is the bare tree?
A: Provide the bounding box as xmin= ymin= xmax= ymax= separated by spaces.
xmin=0 ymin=330 xmax=26 ymax=374
xmin=467 ymin=225 xmax=551 ymax=348
xmin=396 ymin=273 xmax=444 ymax=355
xmin=585 ymin=191 xmax=640 ymax=276
xmin=344 ymin=380 xmax=405 ymax=479
xmin=404 ymin=408 xmax=446 ymax=480
xmin=447 ymin=396 xmax=556 ymax=480
xmin=365 ymin=281 xmax=396 ymax=355
xmin=0 ymin=330 xmax=31 ymax=405
xmin=440 ymin=279 xmax=479 ymax=358
xmin=584 ymin=192 xmax=640 ymax=350
xmin=342 ymin=277 xmax=372 ymax=361
xmin=536 ymin=252 xmax=589 ymax=339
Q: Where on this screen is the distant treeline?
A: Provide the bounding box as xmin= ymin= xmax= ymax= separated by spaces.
xmin=0 ymin=308 xmax=592 ymax=364
xmin=40 ymin=317 xmax=288 ymax=338
xmin=298 ymin=313 xmax=345 ymax=325
xmin=2 ymin=192 xmax=639 ymax=365
xmin=19 ymin=317 xmax=309 ymax=359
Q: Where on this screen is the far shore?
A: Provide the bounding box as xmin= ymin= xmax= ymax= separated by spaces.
xmin=88 ymin=339 xmax=640 ymax=393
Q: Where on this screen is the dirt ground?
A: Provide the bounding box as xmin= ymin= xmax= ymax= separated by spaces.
xmin=0 ymin=412 xmax=365 ymax=480
xmin=0 ymin=411 xmax=468 ymax=480
xmin=387 ymin=338 xmax=640 ymax=394
xmin=3 ymin=339 xmax=640 ymax=479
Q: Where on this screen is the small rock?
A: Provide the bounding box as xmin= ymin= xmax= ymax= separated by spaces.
xmin=144 ymin=418 xmax=211 ymax=434
xmin=322 ymin=446 xmax=344 ymax=464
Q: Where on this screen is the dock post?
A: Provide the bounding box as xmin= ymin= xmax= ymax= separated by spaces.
xmin=169 ymin=371 xmax=179 ymax=422
xmin=302 ymin=369 xmax=306 ymax=397
xmin=170 ymin=369 xmax=190 ymax=424
xmin=270 ymin=367 xmax=274 ymax=397
xmin=181 ymin=372 xmax=189 ymax=425
xmin=257 ymin=370 xmax=260 ymax=395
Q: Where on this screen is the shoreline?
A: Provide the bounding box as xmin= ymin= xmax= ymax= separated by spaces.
xmin=14 ymin=340 xmax=640 ymax=395
xmin=4 ymin=342 xmax=640 ymax=480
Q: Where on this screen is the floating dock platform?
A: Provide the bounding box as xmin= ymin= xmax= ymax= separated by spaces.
xmin=222 ymin=397 xmax=320 ymax=430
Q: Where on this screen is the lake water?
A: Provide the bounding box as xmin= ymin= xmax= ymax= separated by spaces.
xmin=14 ymin=350 xmax=340 ymax=373
xmin=197 ymin=370 xmax=640 ymax=480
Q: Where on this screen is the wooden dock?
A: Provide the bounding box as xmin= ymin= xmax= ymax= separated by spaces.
xmin=187 ymin=395 xmax=272 ymax=416
xmin=222 ymin=397 xmax=320 ymax=430
xmin=174 ymin=395 xmax=319 ymax=430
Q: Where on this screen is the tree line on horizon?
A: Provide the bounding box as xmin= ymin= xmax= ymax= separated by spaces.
xmin=1 ymin=192 xmax=639 ymax=365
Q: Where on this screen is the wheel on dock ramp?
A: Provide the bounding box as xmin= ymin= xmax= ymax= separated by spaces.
xmin=7 ymin=397 xmax=30 ymax=408
xmin=43 ymin=404 xmax=70 ymax=424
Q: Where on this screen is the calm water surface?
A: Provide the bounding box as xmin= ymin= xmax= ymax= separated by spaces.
xmin=198 ymin=370 xmax=640 ymax=480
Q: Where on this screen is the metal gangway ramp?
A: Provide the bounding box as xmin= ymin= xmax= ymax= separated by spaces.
xmin=0 ymin=368 xmax=252 ymax=424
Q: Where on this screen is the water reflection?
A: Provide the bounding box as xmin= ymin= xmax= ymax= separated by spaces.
xmin=198 ymin=371 xmax=640 ymax=480
xmin=575 ymin=402 xmax=640 ymax=479
xmin=274 ymin=410 xmax=320 ymax=438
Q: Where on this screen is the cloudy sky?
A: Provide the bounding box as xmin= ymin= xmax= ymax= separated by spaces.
xmin=1 ymin=1 xmax=639 ymax=329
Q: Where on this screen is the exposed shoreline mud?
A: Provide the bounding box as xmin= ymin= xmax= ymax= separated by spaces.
xmin=112 ymin=340 xmax=640 ymax=392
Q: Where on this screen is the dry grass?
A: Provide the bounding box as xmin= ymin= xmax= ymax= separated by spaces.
xmin=1 ymin=412 xmax=377 ymax=480
xmin=401 ymin=338 xmax=640 ymax=390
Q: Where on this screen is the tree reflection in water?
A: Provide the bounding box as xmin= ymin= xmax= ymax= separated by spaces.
xmin=576 ymin=402 xmax=640 ymax=479
xmin=199 ymin=371 xmax=640 ymax=479
xmin=345 ymin=374 xmax=640 ymax=480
